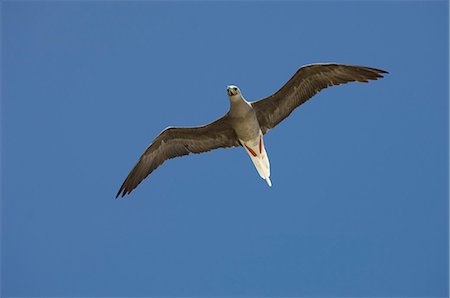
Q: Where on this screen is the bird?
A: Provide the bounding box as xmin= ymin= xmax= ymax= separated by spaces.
xmin=116 ymin=63 xmax=388 ymax=198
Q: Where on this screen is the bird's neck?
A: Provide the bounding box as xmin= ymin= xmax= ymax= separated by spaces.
xmin=229 ymin=94 xmax=246 ymax=104
xmin=229 ymin=95 xmax=252 ymax=116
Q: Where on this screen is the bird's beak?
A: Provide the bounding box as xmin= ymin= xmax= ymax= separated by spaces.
xmin=227 ymin=86 xmax=236 ymax=96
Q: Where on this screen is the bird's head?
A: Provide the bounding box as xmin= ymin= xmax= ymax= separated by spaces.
xmin=227 ymin=85 xmax=241 ymax=97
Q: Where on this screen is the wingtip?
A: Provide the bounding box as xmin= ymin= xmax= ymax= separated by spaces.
xmin=115 ymin=188 xmax=127 ymax=199
xmin=371 ymin=67 xmax=389 ymax=75
xmin=266 ymin=177 xmax=272 ymax=187
xmin=115 ymin=186 xmax=123 ymax=199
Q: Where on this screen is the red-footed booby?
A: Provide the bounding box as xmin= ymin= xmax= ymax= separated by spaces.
xmin=116 ymin=63 xmax=388 ymax=198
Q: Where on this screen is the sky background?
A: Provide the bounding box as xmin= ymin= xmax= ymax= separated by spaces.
xmin=1 ymin=1 xmax=448 ymax=297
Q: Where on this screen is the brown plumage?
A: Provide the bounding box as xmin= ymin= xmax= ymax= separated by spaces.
xmin=252 ymin=64 xmax=388 ymax=133
xmin=116 ymin=115 xmax=239 ymax=198
xmin=117 ymin=63 xmax=388 ymax=198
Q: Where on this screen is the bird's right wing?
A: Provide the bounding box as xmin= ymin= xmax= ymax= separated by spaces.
xmin=252 ymin=63 xmax=388 ymax=133
xmin=116 ymin=114 xmax=239 ymax=198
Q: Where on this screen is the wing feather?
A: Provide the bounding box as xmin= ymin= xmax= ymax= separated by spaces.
xmin=252 ymin=63 xmax=388 ymax=133
xmin=116 ymin=114 xmax=239 ymax=198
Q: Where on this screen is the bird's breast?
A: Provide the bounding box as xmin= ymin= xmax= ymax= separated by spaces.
xmin=230 ymin=109 xmax=261 ymax=142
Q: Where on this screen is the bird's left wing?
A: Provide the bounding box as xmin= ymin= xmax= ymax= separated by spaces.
xmin=252 ymin=63 xmax=388 ymax=133
xmin=116 ymin=114 xmax=239 ymax=198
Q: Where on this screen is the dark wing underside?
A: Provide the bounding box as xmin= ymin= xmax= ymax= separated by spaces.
xmin=116 ymin=114 xmax=239 ymax=198
xmin=252 ymin=63 xmax=388 ymax=133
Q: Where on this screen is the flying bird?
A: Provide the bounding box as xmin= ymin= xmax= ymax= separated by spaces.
xmin=116 ymin=63 xmax=387 ymax=198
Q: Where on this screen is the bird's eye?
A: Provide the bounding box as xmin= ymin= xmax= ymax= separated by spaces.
xmin=234 ymin=87 xmax=237 ymax=91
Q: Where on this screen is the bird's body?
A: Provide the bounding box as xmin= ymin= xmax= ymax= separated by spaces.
xmin=116 ymin=63 xmax=388 ymax=198
xmin=228 ymin=88 xmax=272 ymax=186
xmin=228 ymin=92 xmax=259 ymax=141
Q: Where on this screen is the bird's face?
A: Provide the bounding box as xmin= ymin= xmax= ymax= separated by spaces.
xmin=227 ymin=85 xmax=241 ymax=97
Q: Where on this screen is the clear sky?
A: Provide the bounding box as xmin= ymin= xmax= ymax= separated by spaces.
xmin=1 ymin=1 xmax=448 ymax=297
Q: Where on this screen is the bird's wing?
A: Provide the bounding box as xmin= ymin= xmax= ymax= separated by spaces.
xmin=116 ymin=114 xmax=239 ymax=198
xmin=252 ymin=63 xmax=388 ymax=133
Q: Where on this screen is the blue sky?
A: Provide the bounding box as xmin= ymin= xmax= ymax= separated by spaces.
xmin=1 ymin=1 xmax=448 ymax=297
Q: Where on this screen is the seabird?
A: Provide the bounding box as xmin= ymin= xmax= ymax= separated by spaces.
xmin=116 ymin=63 xmax=387 ymax=198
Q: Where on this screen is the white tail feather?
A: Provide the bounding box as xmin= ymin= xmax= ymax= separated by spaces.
xmin=241 ymin=132 xmax=272 ymax=187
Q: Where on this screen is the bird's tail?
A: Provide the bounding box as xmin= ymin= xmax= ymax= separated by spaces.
xmin=241 ymin=133 xmax=272 ymax=187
